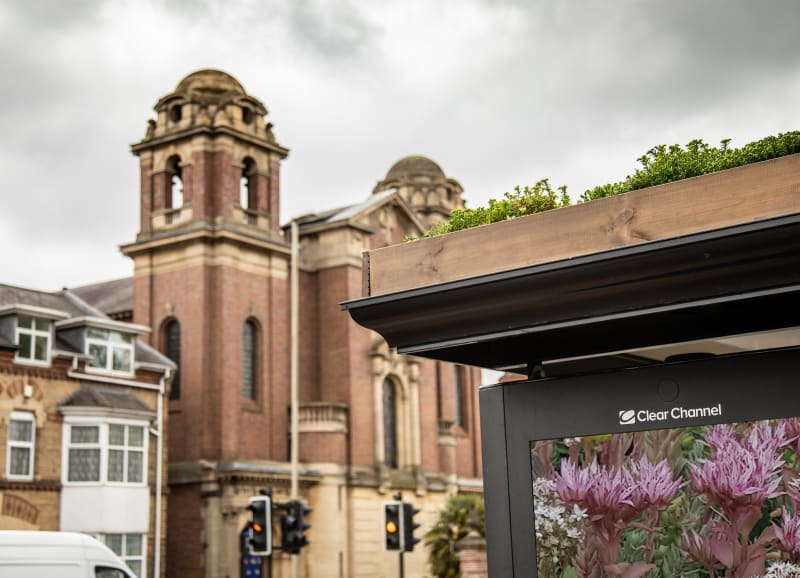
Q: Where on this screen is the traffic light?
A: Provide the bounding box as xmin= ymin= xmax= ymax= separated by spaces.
xmin=383 ymin=501 xmax=403 ymax=551
xmin=247 ymin=496 xmax=272 ymax=556
xmin=402 ymin=503 xmax=421 ymax=551
xmin=281 ymin=499 xmax=311 ymax=554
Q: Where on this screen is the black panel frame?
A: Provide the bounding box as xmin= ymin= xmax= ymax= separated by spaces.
xmin=480 ymin=347 xmax=800 ymax=577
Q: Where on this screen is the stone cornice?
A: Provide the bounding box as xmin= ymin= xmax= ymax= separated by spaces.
xmin=131 ymin=125 xmax=289 ymax=157
xmin=121 ymin=221 xmax=291 ymax=258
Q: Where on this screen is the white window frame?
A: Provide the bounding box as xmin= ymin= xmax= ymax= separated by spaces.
xmin=100 ymin=533 xmax=146 ymax=578
xmin=85 ymin=327 xmax=135 ymax=377
xmin=15 ymin=315 xmax=51 ymax=366
xmin=6 ymin=410 xmax=35 ymax=480
xmin=62 ymin=419 xmax=148 ymax=487
xmin=107 ymin=423 xmax=146 ymax=484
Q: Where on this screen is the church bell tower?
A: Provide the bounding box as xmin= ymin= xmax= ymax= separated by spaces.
xmin=122 ymin=69 xmax=293 ymax=578
xmin=122 ymin=67 xmax=291 ymax=464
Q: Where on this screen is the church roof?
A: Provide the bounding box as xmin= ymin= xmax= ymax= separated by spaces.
xmin=71 ymin=277 xmax=133 ymax=320
xmin=296 ymin=190 xmax=397 ymax=229
xmin=293 ymin=189 xmax=426 ymax=236
xmin=384 ymin=155 xmax=445 ymax=181
xmin=174 ymin=69 xmax=246 ymax=98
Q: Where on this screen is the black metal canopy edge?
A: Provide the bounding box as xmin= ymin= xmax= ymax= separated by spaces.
xmin=341 ymin=213 xmax=800 ymax=372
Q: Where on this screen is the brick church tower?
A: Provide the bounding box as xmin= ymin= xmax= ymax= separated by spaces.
xmin=121 ymin=70 xmax=483 ymax=578
xmin=121 ymin=70 xmax=293 ymax=577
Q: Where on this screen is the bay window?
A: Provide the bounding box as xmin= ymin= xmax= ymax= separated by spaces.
xmin=65 ymin=422 xmax=147 ymax=485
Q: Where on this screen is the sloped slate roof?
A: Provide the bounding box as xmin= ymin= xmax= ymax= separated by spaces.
xmin=0 ymin=282 xmax=173 ymax=370
xmin=70 ymin=277 xmax=133 ymax=319
xmin=135 ymin=340 xmax=175 ymax=367
xmin=59 ymin=384 xmax=154 ymax=414
xmin=293 ymin=189 xmax=425 ymax=235
xmin=0 ymin=283 xmax=85 ymax=316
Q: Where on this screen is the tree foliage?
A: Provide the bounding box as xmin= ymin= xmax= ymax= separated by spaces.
xmin=412 ymin=131 xmax=800 ymax=239
xmin=425 ymin=494 xmax=485 ymax=578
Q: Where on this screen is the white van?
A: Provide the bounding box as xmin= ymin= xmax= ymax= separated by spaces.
xmin=0 ymin=531 xmax=134 ymax=578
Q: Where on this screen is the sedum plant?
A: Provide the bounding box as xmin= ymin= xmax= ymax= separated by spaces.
xmin=413 ymin=130 xmax=800 ymax=239
xmin=531 ymin=418 xmax=800 ymax=578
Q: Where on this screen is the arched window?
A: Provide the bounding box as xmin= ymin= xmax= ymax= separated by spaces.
xmin=242 ymin=320 xmax=258 ymax=400
xmin=382 ymin=378 xmax=398 ymax=469
xmin=164 ymin=320 xmax=181 ymax=400
xmin=454 ymin=365 xmax=464 ymax=428
xmin=239 ymin=157 xmax=256 ymax=210
xmin=166 ymin=155 xmax=183 ymax=210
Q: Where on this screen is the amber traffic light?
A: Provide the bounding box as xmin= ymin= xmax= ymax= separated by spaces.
xmin=384 ymin=502 xmax=403 ymax=551
xmin=247 ymin=496 xmax=272 ymax=556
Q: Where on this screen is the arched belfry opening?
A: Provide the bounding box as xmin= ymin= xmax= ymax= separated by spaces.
xmin=240 ymin=157 xmax=256 ymax=210
xmin=129 ymin=69 xmax=288 ymax=237
xmin=166 ymin=155 xmax=183 ymax=210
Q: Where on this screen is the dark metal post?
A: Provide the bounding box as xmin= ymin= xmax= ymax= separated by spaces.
xmin=393 ymin=491 xmax=405 ymax=578
xmin=261 ymin=486 xmax=274 ymax=578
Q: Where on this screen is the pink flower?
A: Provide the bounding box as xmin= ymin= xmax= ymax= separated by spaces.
xmin=556 ymin=459 xmax=638 ymax=522
xmin=683 ymin=529 xmax=722 ymax=572
xmin=691 ymin=423 xmax=785 ymax=515
xmin=776 ymin=512 xmax=800 ymax=562
xmin=627 ymin=456 xmax=682 ymax=509
xmin=556 ymin=458 xmax=600 ymax=504
xmin=556 ymin=456 xmax=681 ymax=572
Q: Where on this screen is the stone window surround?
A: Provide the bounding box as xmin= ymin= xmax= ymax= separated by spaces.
xmin=370 ymin=336 xmax=422 ymax=472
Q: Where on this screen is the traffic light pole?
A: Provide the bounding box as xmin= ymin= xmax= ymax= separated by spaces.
xmin=395 ymin=492 xmax=405 ymax=578
xmin=290 ymin=219 xmax=300 ymax=578
xmin=263 ymin=487 xmax=274 ymax=578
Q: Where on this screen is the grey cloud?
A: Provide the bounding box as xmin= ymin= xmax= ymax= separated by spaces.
xmin=1 ymin=0 xmax=798 ymax=291
xmin=287 ymin=0 xmax=375 ymax=60
xmin=1 ymin=0 xmax=100 ymax=31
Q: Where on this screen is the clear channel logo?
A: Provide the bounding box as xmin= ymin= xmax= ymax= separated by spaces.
xmin=618 ymin=404 xmax=722 ymax=426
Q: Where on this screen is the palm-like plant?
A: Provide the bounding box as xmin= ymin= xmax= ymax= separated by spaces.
xmin=424 ymin=495 xmax=485 ymax=578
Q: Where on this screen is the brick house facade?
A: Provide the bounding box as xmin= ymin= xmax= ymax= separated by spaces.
xmin=0 ymin=284 xmax=174 ymax=578
xmin=25 ymin=69 xmax=483 ymax=578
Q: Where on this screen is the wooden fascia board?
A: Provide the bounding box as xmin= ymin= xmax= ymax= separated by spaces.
xmin=365 ymin=153 xmax=800 ymax=297
xmin=344 ymin=214 xmax=800 ymax=369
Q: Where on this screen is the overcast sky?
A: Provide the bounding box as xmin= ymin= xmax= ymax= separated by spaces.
xmin=1 ymin=0 xmax=798 ymax=291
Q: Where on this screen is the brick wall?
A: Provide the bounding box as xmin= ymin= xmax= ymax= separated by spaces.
xmin=165 ymin=484 xmax=204 ymax=578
